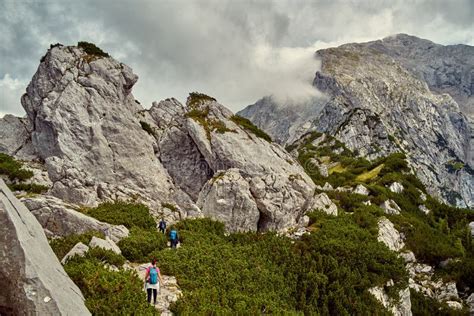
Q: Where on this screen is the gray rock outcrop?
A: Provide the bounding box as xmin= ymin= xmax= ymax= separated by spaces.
xmin=310 ymin=193 xmax=338 ymax=216
xmin=381 ymin=200 xmax=402 ymax=215
xmin=369 ymin=284 xmax=412 ymax=316
xmin=61 ymin=242 xmax=89 ymax=264
xmin=20 ymin=44 xmax=181 ymax=209
xmin=148 ymin=97 xmax=315 ymax=231
xmin=89 ymin=236 xmax=121 ymax=254
xmin=197 ymin=169 xmax=260 ymax=232
xmin=377 ymin=217 xmax=405 ymax=252
xmin=353 ymin=184 xmax=369 ymax=195
xmin=22 ymin=195 xmax=129 ymax=241
xmin=0 ymin=44 xmax=315 ymax=233
xmin=389 ymin=182 xmax=404 ymax=194
xmin=0 ymin=114 xmax=31 ymax=157
xmin=0 ymin=179 xmax=90 ymax=315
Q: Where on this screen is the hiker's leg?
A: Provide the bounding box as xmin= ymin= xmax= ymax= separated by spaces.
xmin=147 ymin=288 xmax=152 ymax=303
xmin=153 ymin=289 xmax=157 ymax=304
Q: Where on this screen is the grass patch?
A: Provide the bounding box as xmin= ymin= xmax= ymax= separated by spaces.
xmin=356 ymin=164 xmax=384 ymax=182
xmin=186 ymin=106 xmax=233 ymax=140
xmin=0 ymin=153 xmax=33 ymax=181
xmin=230 ymin=115 xmax=272 ymax=142
xmin=328 ymin=163 xmax=346 ymax=174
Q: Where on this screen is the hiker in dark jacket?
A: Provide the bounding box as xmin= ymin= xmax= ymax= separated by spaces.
xmin=158 ymin=218 xmax=166 ymax=234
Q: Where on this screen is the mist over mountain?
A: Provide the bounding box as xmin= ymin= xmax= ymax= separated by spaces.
xmin=240 ymin=34 xmax=473 ymax=209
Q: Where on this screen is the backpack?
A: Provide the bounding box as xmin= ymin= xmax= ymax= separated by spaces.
xmin=170 ymin=230 xmax=177 ymax=241
xmin=149 ymin=267 xmax=158 ymax=284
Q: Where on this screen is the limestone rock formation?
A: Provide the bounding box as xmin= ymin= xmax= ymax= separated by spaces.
xmin=22 ymin=195 xmax=129 ymax=241
xmin=61 ymin=242 xmax=89 ymax=264
xmin=89 ymin=236 xmax=121 ymax=254
xmin=377 ymin=217 xmax=405 ymax=252
xmin=0 ymin=114 xmax=31 ymax=157
xmin=197 ymin=169 xmax=260 ymax=232
xmin=389 ymin=182 xmax=404 ymax=194
xmin=353 ymin=184 xmax=369 ymax=195
xmin=310 ymin=193 xmax=338 ymax=216
xmin=146 ymin=96 xmax=315 ymax=231
xmin=0 ymin=43 xmax=315 ymax=233
xmin=381 ymin=200 xmax=402 ymax=215
xmin=0 ymin=179 xmax=90 ymax=315
xmin=20 ymin=44 xmax=180 ymax=209
xmin=369 ymin=285 xmax=412 ymax=316
xmin=239 ymin=34 xmax=473 ymax=208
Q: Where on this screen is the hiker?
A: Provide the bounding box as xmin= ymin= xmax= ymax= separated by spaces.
xmin=158 ymin=218 xmax=166 ymax=234
xmin=169 ymin=227 xmax=179 ymax=249
xmin=144 ymin=259 xmax=163 ymax=305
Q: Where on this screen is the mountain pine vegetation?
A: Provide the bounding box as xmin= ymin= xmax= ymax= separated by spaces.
xmin=48 ymin=132 xmax=473 ymax=314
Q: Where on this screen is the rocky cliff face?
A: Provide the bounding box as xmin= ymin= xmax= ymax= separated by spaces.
xmin=239 ymin=34 xmax=473 ymax=208
xmin=1 ymin=44 xmax=314 ymax=232
xmin=143 ymin=94 xmax=315 ymax=231
xmin=0 ymin=179 xmax=90 ymax=315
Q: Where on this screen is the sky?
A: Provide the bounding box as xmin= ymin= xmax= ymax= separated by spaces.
xmin=1 ymin=0 xmax=473 ymax=117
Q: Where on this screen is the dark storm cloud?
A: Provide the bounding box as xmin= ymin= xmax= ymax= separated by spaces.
xmin=1 ymin=0 xmax=472 ymax=117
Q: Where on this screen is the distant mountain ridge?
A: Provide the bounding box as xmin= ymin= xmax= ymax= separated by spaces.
xmin=239 ymin=34 xmax=473 ymax=208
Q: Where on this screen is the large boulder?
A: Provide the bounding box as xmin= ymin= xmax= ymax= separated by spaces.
xmin=22 ymin=195 xmax=129 ymax=241
xmin=197 ymin=169 xmax=260 ymax=232
xmin=0 ymin=114 xmax=31 ymax=156
xmin=0 ymin=179 xmax=90 ymax=315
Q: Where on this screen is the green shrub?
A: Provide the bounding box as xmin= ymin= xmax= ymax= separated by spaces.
xmin=147 ymin=217 xmax=405 ymax=314
xmin=86 ymin=247 xmax=126 ymax=266
xmin=82 ymin=201 xmax=156 ymax=230
xmin=390 ymin=212 xmax=464 ymax=265
xmin=186 ymin=106 xmax=233 ymax=139
xmin=410 ymin=289 xmax=468 ymax=315
xmin=64 ymin=258 xmax=157 ymax=315
xmin=118 ymin=227 xmax=167 ymax=262
xmin=0 ymin=153 xmax=33 ymax=181
xmin=230 ymin=115 xmax=272 ymax=142
xmin=77 ymin=41 xmax=109 ymax=57
xmin=8 ymin=183 xmax=48 ymax=194
xmin=140 ymin=121 xmax=155 ymax=136
xmin=49 ymin=230 xmax=104 ymax=260
xmin=186 ymin=92 xmax=216 ymax=108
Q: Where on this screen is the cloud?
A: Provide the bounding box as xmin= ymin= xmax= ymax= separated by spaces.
xmin=0 ymin=74 xmax=28 ymax=118
xmin=0 ymin=0 xmax=472 ymax=117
